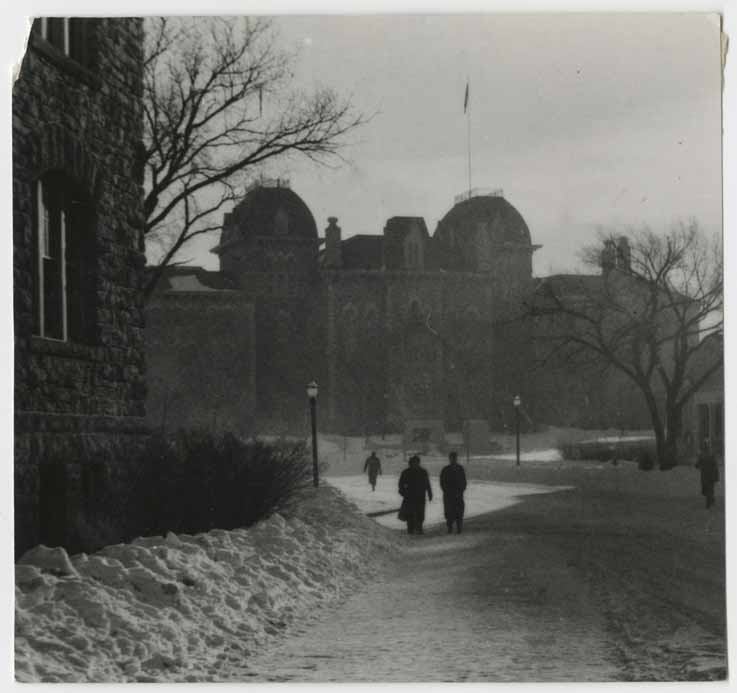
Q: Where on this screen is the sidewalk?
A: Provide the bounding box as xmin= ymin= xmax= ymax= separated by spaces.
xmin=326 ymin=474 xmax=571 ymax=530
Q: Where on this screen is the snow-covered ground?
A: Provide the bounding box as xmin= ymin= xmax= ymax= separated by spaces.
xmin=578 ymin=435 xmax=654 ymax=444
xmin=327 ymin=475 xmax=571 ymax=530
xmin=14 ymin=486 xmax=397 ymax=683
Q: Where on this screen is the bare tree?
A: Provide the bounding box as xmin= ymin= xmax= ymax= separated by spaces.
xmin=141 ymin=17 xmax=367 ymax=297
xmin=527 ymin=221 xmax=722 ymax=469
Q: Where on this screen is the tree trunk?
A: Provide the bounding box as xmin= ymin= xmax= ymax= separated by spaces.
xmin=641 ymin=384 xmax=666 ymax=471
xmin=660 ymin=403 xmax=683 ymax=470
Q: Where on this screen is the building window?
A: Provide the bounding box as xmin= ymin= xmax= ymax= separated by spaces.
xmin=33 ymin=173 xmax=96 ymax=343
xmin=275 ymin=310 xmax=291 ymax=347
xmin=274 ymin=208 xmax=289 ymax=235
xmin=408 ymin=299 xmax=422 ymax=323
xmin=35 ymin=18 xmax=91 ymax=65
xmin=342 ymin=305 xmax=359 ymax=358
xmin=406 ymin=241 xmax=421 ymax=268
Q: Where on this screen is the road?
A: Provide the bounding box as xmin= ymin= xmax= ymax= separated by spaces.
xmin=241 ymin=512 xmax=619 ymax=681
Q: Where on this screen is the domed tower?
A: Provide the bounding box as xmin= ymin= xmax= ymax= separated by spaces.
xmin=433 ymin=189 xmax=537 ymax=281
xmin=210 ymin=179 xmax=321 ymax=430
xmin=211 ymin=179 xmax=319 ymax=297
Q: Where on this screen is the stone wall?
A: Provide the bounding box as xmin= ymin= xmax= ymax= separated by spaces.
xmin=145 ymin=292 xmax=256 ymax=434
xmin=322 ymin=268 xmax=528 ymax=434
xmin=13 ymin=18 xmax=146 ymax=555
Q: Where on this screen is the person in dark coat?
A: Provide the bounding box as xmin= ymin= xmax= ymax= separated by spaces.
xmin=695 ymin=439 xmax=719 ymax=509
xmin=440 ymin=451 xmax=467 ymax=534
xmin=398 ymin=455 xmax=432 ymax=534
xmin=363 ymin=451 xmax=382 ymax=491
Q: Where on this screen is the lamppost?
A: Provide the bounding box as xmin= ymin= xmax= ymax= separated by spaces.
xmin=307 ymin=381 xmax=319 ymax=487
xmin=513 ymin=395 xmax=521 ymax=466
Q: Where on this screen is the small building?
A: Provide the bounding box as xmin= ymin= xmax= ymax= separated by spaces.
xmin=686 ymin=332 xmax=724 ymax=460
xmin=145 ymin=268 xmax=257 ymax=434
xmin=13 ymin=18 xmax=147 ymax=554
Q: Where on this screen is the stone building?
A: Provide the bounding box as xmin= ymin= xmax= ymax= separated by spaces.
xmin=147 ymin=180 xmax=722 ymax=451
xmin=148 ymin=183 xmax=540 ymax=440
xmin=13 ymin=18 xmax=147 ymax=554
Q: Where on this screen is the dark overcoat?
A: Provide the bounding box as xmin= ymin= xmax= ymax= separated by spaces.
xmin=364 ymin=456 xmax=382 ymax=481
xmin=440 ymin=463 xmax=467 ymax=521
xmin=399 ymin=465 xmax=432 ymax=522
xmin=697 ymin=451 xmax=719 ymax=494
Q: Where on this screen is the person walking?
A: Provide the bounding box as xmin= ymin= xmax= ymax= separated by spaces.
xmin=440 ymin=451 xmax=467 ymax=534
xmin=363 ymin=451 xmax=382 ymax=492
xmin=398 ymin=455 xmax=432 ymax=534
xmin=696 ymin=439 xmax=719 ymax=509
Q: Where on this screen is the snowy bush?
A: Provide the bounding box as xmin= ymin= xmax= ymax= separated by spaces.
xmin=135 ymin=430 xmax=314 ymax=537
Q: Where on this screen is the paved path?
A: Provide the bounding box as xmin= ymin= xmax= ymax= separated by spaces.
xmin=241 ymin=513 xmax=621 ymax=682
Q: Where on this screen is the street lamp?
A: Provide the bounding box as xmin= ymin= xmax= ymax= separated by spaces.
xmin=307 ymin=381 xmax=319 ymax=487
xmin=513 ymin=395 xmax=521 ymax=466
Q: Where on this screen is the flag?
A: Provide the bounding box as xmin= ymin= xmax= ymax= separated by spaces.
xmin=463 ymin=81 xmax=469 ymax=114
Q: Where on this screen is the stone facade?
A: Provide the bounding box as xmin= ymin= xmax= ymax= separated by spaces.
xmin=145 ymin=270 xmax=257 ymax=434
xmin=150 ymin=184 xmax=540 ymax=438
xmin=13 ymin=18 xmax=147 ymax=555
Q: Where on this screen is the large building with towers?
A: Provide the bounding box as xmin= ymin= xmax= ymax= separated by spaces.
xmin=148 ymin=179 xmax=652 ymax=439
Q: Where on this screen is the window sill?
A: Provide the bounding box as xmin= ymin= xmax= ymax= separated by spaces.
xmin=30 ymin=335 xmax=97 ymax=360
xmin=29 ymin=35 xmax=101 ymax=90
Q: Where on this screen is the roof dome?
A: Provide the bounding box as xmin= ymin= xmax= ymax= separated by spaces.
xmin=434 ymin=193 xmax=531 ymax=247
xmin=220 ymin=183 xmax=318 ymax=248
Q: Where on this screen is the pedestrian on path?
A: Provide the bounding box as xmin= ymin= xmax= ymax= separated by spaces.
xmin=440 ymin=451 xmax=467 ymax=534
xmin=695 ymin=439 xmax=719 ymax=509
xmin=398 ymin=455 xmax=432 ymax=534
xmin=363 ymin=451 xmax=382 ymax=492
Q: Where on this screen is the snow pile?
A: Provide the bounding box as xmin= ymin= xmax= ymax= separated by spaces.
xmin=15 ymin=486 xmax=397 ymax=683
xmin=486 ymin=448 xmax=563 ymax=463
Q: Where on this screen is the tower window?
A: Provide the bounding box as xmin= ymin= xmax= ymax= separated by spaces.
xmin=274 ymin=208 xmax=289 ymax=235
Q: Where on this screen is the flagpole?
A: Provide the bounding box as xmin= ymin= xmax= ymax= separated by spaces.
xmin=466 ymin=95 xmax=472 ymax=197
xmin=465 ymin=78 xmax=472 ymax=198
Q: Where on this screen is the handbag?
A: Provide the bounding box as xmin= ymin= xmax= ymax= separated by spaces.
xmin=397 ymin=499 xmax=408 ymax=521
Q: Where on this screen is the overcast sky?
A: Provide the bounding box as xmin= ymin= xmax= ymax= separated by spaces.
xmin=162 ymin=14 xmax=723 ymax=275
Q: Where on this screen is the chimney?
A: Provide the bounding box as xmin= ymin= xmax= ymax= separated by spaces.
xmin=617 ymin=236 xmax=631 ymax=272
xmin=600 ymin=239 xmax=616 ymax=275
xmin=324 ymin=217 xmax=342 ymax=268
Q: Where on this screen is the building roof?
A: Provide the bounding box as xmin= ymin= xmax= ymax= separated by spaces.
xmin=216 ymin=184 xmax=318 ymax=252
xmin=384 ymin=216 xmax=430 ymax=239
xmin=151 ymin=266 xmax=237 ymax=293
xmin=535 ymin=273 xmax=604 ymax=295
xmin=434 ymin=194 xmax=531 ymax=246
xmin=340 ymin=234 xmax=383 ymax=270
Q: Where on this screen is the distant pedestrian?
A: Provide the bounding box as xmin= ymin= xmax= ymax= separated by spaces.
xmin=695 ymin=439 xmax=719 ymax=509
xmin=398 ymin=455 xmax=432 ymax=534
xmin=363 ymin=451 xmax=382 ymax=492
xmin=440 ymin=451 xmax=467 ymax=534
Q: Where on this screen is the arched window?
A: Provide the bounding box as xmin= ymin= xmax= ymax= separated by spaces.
xmin=33 ymin=172 xmax=96 ymax=343
xmin=408 ymin=299 xmax=422 ymax=323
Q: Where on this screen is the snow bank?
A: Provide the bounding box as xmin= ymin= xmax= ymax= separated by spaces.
xmin=486 ymin=448 xmax=563 ymax=463
xmin=15 ymin=486 xmax=397 ymax=683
